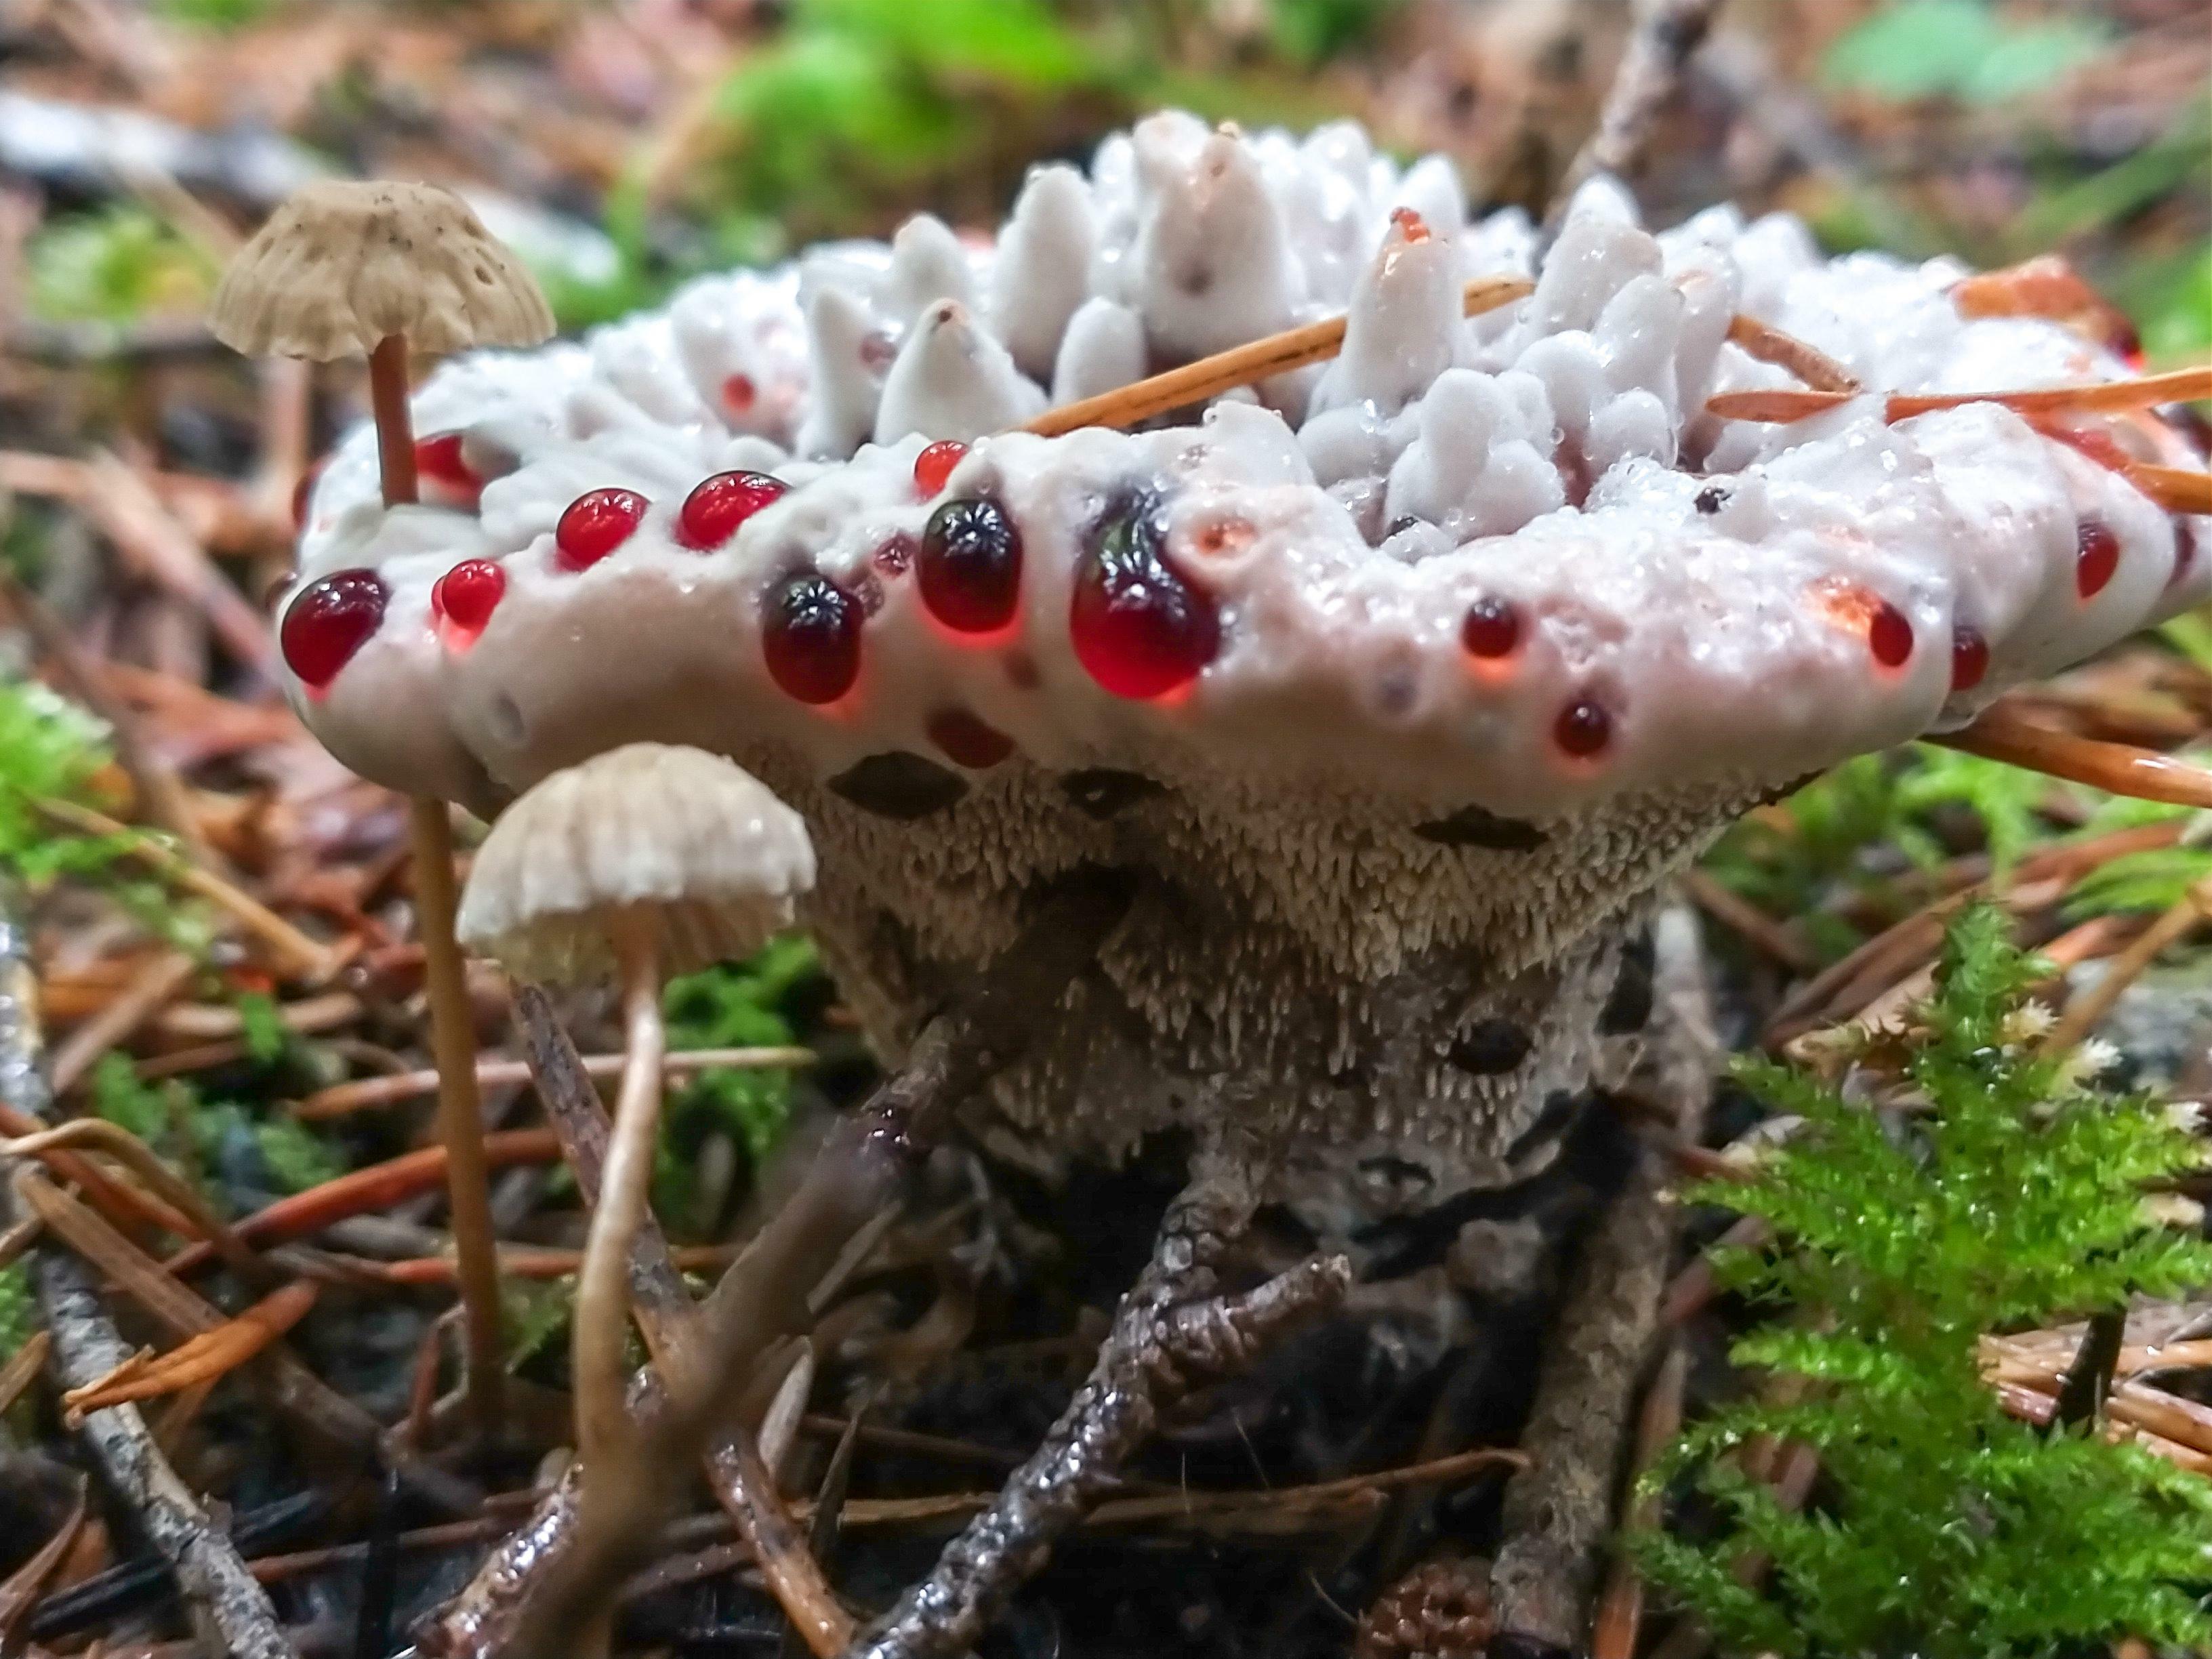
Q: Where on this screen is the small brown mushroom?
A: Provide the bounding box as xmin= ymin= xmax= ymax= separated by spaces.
xmin=211 ymin=177 xmax=554 ymax=1438
xmin=457 ymin=743 xmax=814 ymax=1597
xmin=210 ymin=180 xmax=553 ymax=501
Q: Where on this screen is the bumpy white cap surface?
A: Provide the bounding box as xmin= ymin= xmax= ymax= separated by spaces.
xmin=456 ymin=743 xmax=815 ymax=986
xmin=278 ymin=113 xmax=2212 ymax=1188
xmin=213 ymin=180 xmax=555 ymax=361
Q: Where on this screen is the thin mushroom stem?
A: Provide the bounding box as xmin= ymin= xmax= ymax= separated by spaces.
xmin=369 ymin=330 xmax=504 ymax=1439
xmin=573 ymin=910 xmax=667 ymax=1471
xmin=367 ymin=333 xmax=419 ymax=506
xmin=409 ymin=796 xmax=506 ymax=1439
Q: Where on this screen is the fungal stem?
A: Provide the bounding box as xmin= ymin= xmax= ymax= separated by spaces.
xmin=367 ymin=333 xmax=419 ymax=505
xmin=573 ymin=910 xmax=666 ymax=1471
xmin=1931 ymin=701 xmax=2212 ymax=810
xmin=369 ymin=325 xmax=504 ymax=1441
xmin=1707 ymin=363 xmax=2212 ymax=426
xmin=408 ymin=794 xmax=507 ymax=1440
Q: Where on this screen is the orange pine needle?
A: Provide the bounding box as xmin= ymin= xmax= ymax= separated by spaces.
xmin=2129 ymin=463 xmax=2212 ymax=516
xmin=1708 ymin=364 xmax=2212 ymax=426
xmin=1023 ymin=277 xmax=1863 ymax=439
xmin=163 ymin=1126 xmax=562 ymax=1275
xmin=1931 ymin=702 xmax=2212 ymax=810
xmin=1025 ymin=274 xmax=1536 ymax=437
xmin=62 ymin=1279 xmax=319 ymax=1421
xmin=1722 ymin=314 xmax=1859 ymax=394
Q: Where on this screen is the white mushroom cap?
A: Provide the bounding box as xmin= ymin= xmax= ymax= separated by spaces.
xmin=457 ymin=743 xmax=815 ymax=985
xmin=211 ymin=179 xmax=556 ymax=361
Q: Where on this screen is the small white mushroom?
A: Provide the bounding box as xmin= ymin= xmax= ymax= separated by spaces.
xmin=457 ymin=744 xmax=814 ymax=1496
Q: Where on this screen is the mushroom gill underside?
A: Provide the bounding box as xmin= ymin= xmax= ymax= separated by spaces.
xmin=276 ymin=112 xmax=2211 ymax=1220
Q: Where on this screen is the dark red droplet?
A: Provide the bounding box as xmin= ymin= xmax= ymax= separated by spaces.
xmin=1868 ymin=601 xmax=1913 ymax=668
xmin=432 ymin=559 xmax=505 ymax=634
xmin=555 ymin=488 xmax=648 ymax=572
xmin=762 ymin=571 xmax=862 ymax=704
xmin=927 ymin=708 xmax=1015 ymax=769
xmin=2076 ymin=518 xmax=2120 ymax=598
xmin=1554 ymin=697 xmax=1612 ymax=758
xmin=1950 ymin=626 xmax=1989 ymax=691
xmin=920 ymin=497 xmax=1023 ymax=634
xmin=722 ymin=373 xmax=756 ymax=414
xmin=1461 ymin=597 xmax=1521 ymax=659
xmin=1069 ymin=495 xmax=1220 ymax=699
xmin=914 ymin=440 xmax=968 ymax=499
xmin=291 ymin=458 xmax=326 ymax=531
xmin=415 ymin=432 xmax=483 ymax=510
xmin=281 ymin=568 xmax=388 ymax=690
xmin=677 ymin=470 xmax=787 ymax=552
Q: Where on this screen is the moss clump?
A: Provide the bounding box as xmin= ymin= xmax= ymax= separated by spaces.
xmin=1637 ymin=904 xmax=2212 ymax=1656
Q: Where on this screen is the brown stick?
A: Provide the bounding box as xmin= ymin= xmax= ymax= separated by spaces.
xmin=291 ymin=1045 xmax=812 ymax=1121
xmin=0 ymin=884 xmax=298 ymax=1659
xmin=405 ymin=796 xmax=506 ymax=1440
xmin=1553 ymin=0 xmax=1729 ymax=207
xmin=1492 ymin=909 xmax=1716 ymax=1648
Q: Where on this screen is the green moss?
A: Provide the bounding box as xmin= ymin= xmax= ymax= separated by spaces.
xmin=1637 ymin=905 xmax=2212 ymax=1654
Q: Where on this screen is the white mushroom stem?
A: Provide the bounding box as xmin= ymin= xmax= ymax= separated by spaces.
xmin=573 ymin=908 xmax=667 ymax=1471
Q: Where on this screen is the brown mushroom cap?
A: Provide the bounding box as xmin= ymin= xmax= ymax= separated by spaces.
xmin=455 ymin=743 xmax=817 ymax=987
xmin=210 ymin=179 xmax=555 ymax=361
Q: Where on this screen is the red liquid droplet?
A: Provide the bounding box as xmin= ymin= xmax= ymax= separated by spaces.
xmin=920 ymin=497 xmax=1023 ymax=634
xmin=281 ymin=569 xmax=388 ymax=690
xmin=722 ymin=373 xmax=756 ymax=414
xmin=1069 ymin=497 xmax=1220 ymax=699
xmin=555 ymin=488 xmax=648 ymax=571
xmin=1554 ymin=697 xmax=1612 ymax=758
xmin=678 ymin=470 xmax=787 ymax=552
xmin=1950 ymin=626 xmax=1989 ymax=691
xmin=2076 ymin=518 xmax=2119 ymax=597
xmin=415 ymin=432 xmax=483 ymax=510
xmin=762 ymin=572 xmax=862 ymax=704
xmin=1461 ymin=596 xmax=1520 ymax=659
xmin=291 ymin=458 xmax=326 ymax=531
xmin=432 ymin=559 xmax=505 ymax=634
xmin=1868 ymin=602 xmax=1913 ymax=668
xmin=927 ymin=708 xmax=1015 ymax=769
xmin=914 ymin=440 xmax=968 ymax=499
xmin=1389 ymin=206 xmax=1431 ymax=242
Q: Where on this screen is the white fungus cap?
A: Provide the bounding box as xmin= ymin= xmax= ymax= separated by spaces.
xmin=211 ymin=179 xmax=556 ymax=362
xmin=457 ymin=743 xmax=815 ymax=986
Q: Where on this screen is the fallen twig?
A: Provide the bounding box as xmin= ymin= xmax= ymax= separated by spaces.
xmin=0 ymin=881 xmax=298 ymax=1659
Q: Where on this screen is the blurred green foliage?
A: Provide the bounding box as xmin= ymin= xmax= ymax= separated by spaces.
xmin=27 ymin=207 xmax=214 ymax=324
xmin=653 ymin=934 xmax=823 ymax=1223
xmin=1820 ymin=0 xmax=2108 ymax=106
xmin=1637 ymin=906 xmax=2212 ymax=1655
xmin=1702 ymin=745 xmax=2091 ymax=962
